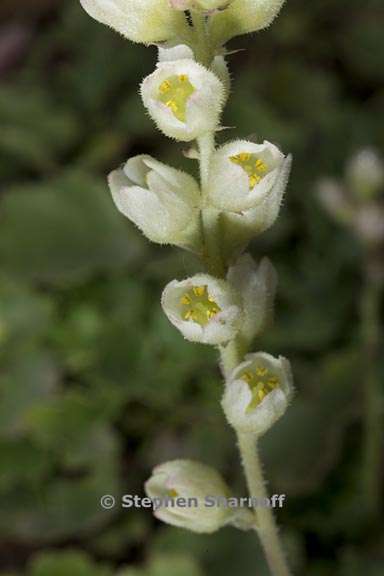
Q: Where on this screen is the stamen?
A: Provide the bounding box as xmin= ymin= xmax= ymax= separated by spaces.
xmin=158 ymin=74 xmax=195 ymax=122
xmin=230 ymin=152 xmax=269 ymax=189
xmin=240 ymin=364 xmax=280 ymax=412
xmin=180 ymin=285 xmax=221 ymax=326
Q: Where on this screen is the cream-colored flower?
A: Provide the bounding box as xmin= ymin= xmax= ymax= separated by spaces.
xmin=220 ymin=154 xmax=292 ymax=257
xmin=141 ymin=59 xmax=225 ymax=141
xmin=79 ymin=0 xmax=186 ymax=44
xmin=222 ymin=352 xmax=293 ymax=435
xmin=161 ymin=274 xmax=242 ymax=344
xmin=208 ymin=140 xmax=286 ymax=212
xmin=108 ymin=155 xmax=201 ymax=250
xmin=145 ymin=460 xmax=233 ymax=533
xmin=346 ymin=148 xmax=384 ymax=200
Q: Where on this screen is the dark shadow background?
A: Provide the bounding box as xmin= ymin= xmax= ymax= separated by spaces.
xmin=0 ymin=0 xmax=383 ymax=574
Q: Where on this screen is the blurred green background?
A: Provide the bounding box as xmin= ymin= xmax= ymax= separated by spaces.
xmin=0 ymin=0 xmax=383 ymax=574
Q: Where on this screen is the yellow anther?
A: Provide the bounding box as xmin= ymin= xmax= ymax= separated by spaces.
xmin=180 ymin=285 xmax=221 ymax=326
xmin=169 ymin=489 xmax=178 ymax=498
xmin=240 ymin=363 xmax=280 ymax=412
xmin=230 ymin=152 xmax=269 ymax=189
xmin=158 ymin=74 xmax=195 ymax=122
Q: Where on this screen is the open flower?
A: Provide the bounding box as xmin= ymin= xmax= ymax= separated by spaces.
xmin=108 ymin=155 xmax=201 ymax=250
xmin=145 ymin=460 xmax=233 ymax=533
xmin=79 ymin=0 xmax=186 ymax=44
xmin=158 ymin=43 xmax=231 ymax=98
xmin=210 ymin=0 xmax=286 ymax=46
xmin=208 ymin=140 xmax=287 ymax=212
xmin=222 ymin=352 xmax=293 ymax=435
xmin=219 ymin=153 xmax=292 ymax=258
xmin=227 ymin=254 xmax=277 ymax=344
xmin=161 ymin=274 xmax=242 ymax=344
xmin=141 ymin=59 xmax=225 ymax=141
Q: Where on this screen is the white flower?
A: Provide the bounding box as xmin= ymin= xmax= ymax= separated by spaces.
xmin=222 ymin=352 xmax=293 ymax=435
xmin=158 ymin=44 xmax=231 ymax=98
xmin=145 ymin=460 xmax=233 ymax=533
xmin=208 ymin=140 xmax=286 ymax=213
xmin=210 ymin=0 xmax=286 ymax=45
xmin=317 ymin=178 xmax=354 ymax=225
xmin=141 ymin=59 xmax=225 ymax=142
xmin=108 ymin=155 xmax=201 ymax=249
xmin=227 ymin=254 xmax=277 ymax=343
xmin=354 ymin=204 xmax=384 ymax=246
xmin=161 ymin=274 xmax=242 ymax=344
xmin=346 ymin=148 xmax=384 ymax=200
xmin=220 ymin=154 xmax=292 ymax=257
xmin=79 ymin=0 xmax=186 ymax=44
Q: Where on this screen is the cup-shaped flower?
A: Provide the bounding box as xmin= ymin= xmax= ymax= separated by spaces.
xmin=108 ymin=155 xmax=201 ymax=250
xmin=145 ymin=460 xmax=233 ymax=533
xmin=220 ymin=153 xmax=292 ymax=258
xmin=79 ymin=0 xmax=187 ymax=44
xmin=208 ymin=140 xmax=286 ymax=213
xmin=222 ymin=352 xmax=293 ymax=435
xmin=158 ymin=44 xmax=231 ymax=98
xmin=161 ymin=274 xmax=242 ymax=344
xmin=141 ymin=59 xmax=225 ymax=141
xmin=227 ymin=254 xmax=277 ymax=343
xmin=210 ymin=0 xmax=286 ymax=46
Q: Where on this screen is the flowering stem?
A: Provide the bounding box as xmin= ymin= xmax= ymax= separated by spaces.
xmin=191 ymin=11 xmax=213 ymax=67
xmin=237 ymin=432 xmax=292 ymax=576
xmin=198 ymin=133 xmax=225 ymax=277
xmin=361 ymin=264 xmax=383 ymax=519
xmin=219 ymin=342 xmax=291 ymax=576
xmin=193 ymin=20 xmax=291 ymax=576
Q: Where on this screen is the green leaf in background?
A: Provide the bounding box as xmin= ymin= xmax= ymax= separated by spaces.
xmin=0 ymin=351 xmax=58 ymax=438
xmin=29 ymin=550 xmax=112 ymax=576
xmin=0 ymin=171 xmax=145 ymax=283
xmin=0 ymin=276 xmax=53 ymax=354
xmin=0 ymin=86 xmax=79 ymax=175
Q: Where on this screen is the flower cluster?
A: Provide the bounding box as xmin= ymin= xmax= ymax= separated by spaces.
xmin=80 ymin=0 xmax=293 ymax=538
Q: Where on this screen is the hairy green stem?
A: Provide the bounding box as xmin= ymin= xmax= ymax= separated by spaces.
xmin=198 ymin=134 xmax=225 ymax=277
xmin=237 ymin=432 xmax=292 ymax=576
xmin=361 ymin=265 xmax=383 ymax=519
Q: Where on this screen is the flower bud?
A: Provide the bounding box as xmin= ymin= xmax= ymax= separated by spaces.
xmin=222 ymin=352 xmax=293 ymax=435
xmin=346 ymin=148 xmax=384 ymax=201
xmin=161 ymin=274 xmax=242 ymax=344
xmin=140 ymin=59 xmax=225 ymax=142
xmin=145 ymin=460 xmax=233 ymax=533
xmin=79 ymin=0 xmax=186 ymax=44
xmin=208 ymin=140 xmax=286 ymax=213
xmin=227 ymin=254 xmax=277 ymax=343
xmin=108 ymin=155 xmax=201 ymax=250
xmin=210 ymin=0 xmax=286 ymax=45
